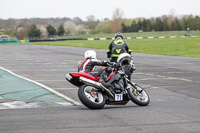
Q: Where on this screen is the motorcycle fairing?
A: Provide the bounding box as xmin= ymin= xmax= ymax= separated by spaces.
xmin=71 ymin=72 xmax=99 ymax=81
xmin=66 ymin=72 xmax=99 ymax=87
xmin=108 ymin=101 xmax=129 ymax=105
xmin=107 ymin=93 xmax=129 ymax=105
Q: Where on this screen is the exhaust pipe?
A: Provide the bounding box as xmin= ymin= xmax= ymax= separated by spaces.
xmin=79 ymin=77 xmax=114 ymax=98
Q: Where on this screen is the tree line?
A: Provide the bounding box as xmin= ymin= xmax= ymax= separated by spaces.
xmin=122 ymin=15 xmax=200 ymax=32
xmin=0 ymin=17 xmax=93 ymax=40
xmin=90 ymin=14 xmax=200 ymax=34
xmin=15 ymin=14 xmax=200 ymax=40
xmin=1 ymin=9 xmax=200 ymax=40
xmin=15 ymin=23 xmax=65 ymax=40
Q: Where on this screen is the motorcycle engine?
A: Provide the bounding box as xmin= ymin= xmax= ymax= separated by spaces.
xmin=113 ymin=82 xmax=124 ymax=93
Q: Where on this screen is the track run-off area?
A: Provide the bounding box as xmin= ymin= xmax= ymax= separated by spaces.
xmin=0 ymin=44 xmax=200 ymax=133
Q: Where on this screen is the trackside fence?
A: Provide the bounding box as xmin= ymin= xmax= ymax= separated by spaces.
xmin=0 ymin=36 xmax=198 ymax=43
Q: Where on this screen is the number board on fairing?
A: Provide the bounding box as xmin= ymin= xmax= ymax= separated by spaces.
xmin=115 ymin=94 xmax=123 ymax=101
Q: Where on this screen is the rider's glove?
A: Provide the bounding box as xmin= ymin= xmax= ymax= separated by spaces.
xmin=103 ymin=60 xmax=108 ymax=63
xmin=103 ymin=60 xmax=109 ymax=66
xmin=104 ymin=61 xmax=117 ymax=67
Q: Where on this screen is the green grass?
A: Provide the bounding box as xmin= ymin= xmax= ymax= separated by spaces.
xmin=32 ymin=37 xmax=200 ymax=58
xmin=127 ymin=37 xmax=200 ymax=57
xmin=1 ymin=31 xmax=200 ymax=57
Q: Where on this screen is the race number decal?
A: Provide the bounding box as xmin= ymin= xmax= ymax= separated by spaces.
xmin=115 ymin=94 xmax=123 ymax=101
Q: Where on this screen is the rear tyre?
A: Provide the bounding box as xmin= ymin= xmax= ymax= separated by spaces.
xmin=78 ymin=84 xmax=106 ymax=109
xmin=128 ymin=84 xmax=150 ymax=106
xmin=122 ymin=65 xmax=131 ymax=80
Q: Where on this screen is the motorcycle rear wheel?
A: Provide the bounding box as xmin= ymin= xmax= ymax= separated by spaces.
xmin=122 ymin=64 xmax=131 ymax=80
xmin=128 ymin=84 xmax=150 ymax=106
xmin=78 ymin=84 xmax=106 ymax=109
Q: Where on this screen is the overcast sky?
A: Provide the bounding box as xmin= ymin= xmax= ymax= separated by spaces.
xmin=0 ymin=0 xmax=199 ymax=20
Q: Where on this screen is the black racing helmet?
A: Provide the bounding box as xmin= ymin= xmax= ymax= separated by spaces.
xmin=114 ymin=32 xmax=123 ymax=39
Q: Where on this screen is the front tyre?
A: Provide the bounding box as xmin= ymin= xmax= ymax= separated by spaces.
xmin=78 ymin=84 xmax=106 ymax=109
xmin=128 ymin=84 xmax=150 ymax=106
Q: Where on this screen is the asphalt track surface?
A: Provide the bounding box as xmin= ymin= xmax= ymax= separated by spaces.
xmin=0 ymin=44 xmax=200 ymax=133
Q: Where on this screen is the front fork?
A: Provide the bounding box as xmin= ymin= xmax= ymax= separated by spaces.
xmin=124 ymin=77 xmax=137 ymax=89
xmin=125 ymin=77 xmax=143 ymax=93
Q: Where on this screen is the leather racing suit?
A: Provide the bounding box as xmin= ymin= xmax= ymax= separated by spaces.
xmin=78 ymin=58 xmax=108 ymax=77
xmin=108 ymin=37 xmax=129 ymax=62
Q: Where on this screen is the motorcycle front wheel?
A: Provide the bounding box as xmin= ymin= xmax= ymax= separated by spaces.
xmin=78 ymin=84 xmax=106 ymax=109
xmin=128 ymin=84 xmax=150 ymax=106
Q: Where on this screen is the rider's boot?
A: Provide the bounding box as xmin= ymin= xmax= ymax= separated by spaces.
xmin=99 ymin=74 xmax=113 ymax=90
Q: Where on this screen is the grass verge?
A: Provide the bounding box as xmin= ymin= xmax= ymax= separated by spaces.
xmin=31 ymin=37 xmax=200 ymax=58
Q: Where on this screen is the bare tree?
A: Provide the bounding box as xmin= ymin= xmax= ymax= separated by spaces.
xmin=64 ymin=21 xmax=87 ymax=35
xmin=110 ymin=8 xmax=124 ymax=33
xmin=37 ymin=25 xmax=48 ymax=38
xmin=86 ymin=15 xmax=96 ymax=22
xmin=86 ymin=15 xmax=99 ymax=29
xmin=112 ymin=8 xmax=124 ymax=20
xmin=16 ymin=26 xmax=28 ymax=40
xmin=64 ymin=21 xmax=77 ymax=35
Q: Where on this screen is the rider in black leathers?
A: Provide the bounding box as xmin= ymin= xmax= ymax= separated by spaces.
xmin=108 ymin=32 xmax=129 ymax=62
xmin=108 ymin=33 xmax=135 ymax=74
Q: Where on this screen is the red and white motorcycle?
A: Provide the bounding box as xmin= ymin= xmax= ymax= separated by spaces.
xmin=66 ymin=53 xmax=150 ymax=109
